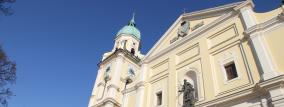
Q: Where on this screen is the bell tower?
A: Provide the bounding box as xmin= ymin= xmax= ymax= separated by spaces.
xmin=113 ymin=14 xmax=142 ymax=56
xmin=88 ymin=14 xmax=144 ymax=107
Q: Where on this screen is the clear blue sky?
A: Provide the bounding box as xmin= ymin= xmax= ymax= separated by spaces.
xmin=0 ymin=0 xmax=280 ymax=107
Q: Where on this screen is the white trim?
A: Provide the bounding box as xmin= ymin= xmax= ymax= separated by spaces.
xmin=249 ymin=33 xmax=279 ymax=80
xmin=143 ymin=11 xmax=237 ymax=63
xmin=135 ymin=86 xmax=145 ymax=107
xmin=239 ymin=5 xmax=257 ymax=29
xmin=218 ymin=53 xmax=241 ymax=84
xmin=135 ymin=64 xmax=147 ymax=107
xmin=122 ymin=92 xmax=129 ymax=107
xmin=143 ymin=1 xmax=252 ymax=63
xmin=107 ymin=56 xmax=124 ymax=99
xmin=142 ymin=15 xmax=183 ymax=61
xmin=242 ymin=13 xmax=284 ymax=80
xmin=176 ymin=60 xmax=205 ymax=105
xmin=244 ymin=15 xmax=284 ymax=35
xmin=183 ymin=1 xmax=244 ymax=19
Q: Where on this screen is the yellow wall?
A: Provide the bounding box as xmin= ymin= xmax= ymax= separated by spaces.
xmin=255 ymin=8 xmax=282 ymax=23
xmin=144 ymin=12 xmax=261 ymax=106
xmin=90 ymin=3 xmax=284 ymax=107
xmin=265 ymin=26 xmax=284 ymax=73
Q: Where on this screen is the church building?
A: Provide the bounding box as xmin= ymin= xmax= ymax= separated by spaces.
xmin=89 ymin=1 xmax=284 ymax=107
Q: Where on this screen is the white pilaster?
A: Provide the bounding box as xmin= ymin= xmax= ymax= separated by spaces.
xmin=88 ymin=68 xmax=103 ymax=107
xmin=135 ymin=64 xmax=147 ymax=107
xmin=267 ymin=86 xmax=284 ymax=107
xmin=107 ymin=54 xmax=124 ymax=98
xmin=240 ymin=5 xmax=278 ymax=80
xmin=239 ymin=6 xmax=257 ymax=29
xmin=92 ymin=68 xmax=103 ymax=95
xmin=249 ymin=33 xmax=278 ymax=80
xmin=122 ymin=93 xmax=129 ymax=107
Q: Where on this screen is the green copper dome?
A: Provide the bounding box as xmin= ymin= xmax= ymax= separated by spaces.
xmin=116 ymin=14 xmax=141 ymax=39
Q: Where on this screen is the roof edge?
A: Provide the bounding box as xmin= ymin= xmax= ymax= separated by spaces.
xmin=183 ymin=1 xmax=247 ymax=18
xmin=142 ymin=1 xmax=252 ymax=63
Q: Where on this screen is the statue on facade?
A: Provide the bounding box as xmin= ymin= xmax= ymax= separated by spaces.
xmin=179 ymin=79 xmax=195 ymax=107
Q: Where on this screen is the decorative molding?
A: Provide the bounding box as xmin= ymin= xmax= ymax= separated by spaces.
xmin=135 ymin=81 xmax=145 ymax=88
xmin=175 ymin=43 xmax=200 ymax=65
xmin=207 ymin=23 xmax=239 ymax=49
xmin=149 ymin=72 xmax=169 ymax=84
xmin=92 ymin=97 xmax=122 ymax=107
xmin=107 ymin=84 xmax=120 ymax=92
xmin=150 ymin=58 xmax=169 ymax=78
xmin=197 ymin=75 xmax=284 ymax=107
xmin=121 ymin=81 xmax=145 ymax=94
xmin=142 ymin=1 xmax=247 ymax=63
xmin=209 ymin=41 xmax=254 ymax=96
xmin=144 ymin=11 xmax=238 ymax=63
xmin=176 ymin=59 xmax=206 ymax=104
xmin=183 ymin=1 xmax=244 ymax=19
xmin=115 ymin=34 xmax=140 ymax=42
xmin=192 ymin=21 xmax=204 ymax=31
xmin=218 ymin=51 xmax=241 ymax=84
xmin=98 ymin=48 xmax=141 ymax=67
xmin=243 ymin=14 xmax=283 ymax=81
xmin=244 ymin=15 xmax=284 ymax=36
xmin=233 ymin=0 xmax=254 ymax=11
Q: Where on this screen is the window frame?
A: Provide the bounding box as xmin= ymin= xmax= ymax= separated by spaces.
xmin=219 ymin=56 xmax=241 ymax=84
xmin=224 ymin=62 xmax=238 ymax=80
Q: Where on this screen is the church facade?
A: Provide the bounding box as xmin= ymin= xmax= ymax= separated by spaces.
xmin=89 ymin=1 xmax=284 ymax=107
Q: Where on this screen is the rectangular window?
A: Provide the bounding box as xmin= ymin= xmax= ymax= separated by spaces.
xmin=156 ymin=92 xmax=162 ymax=106
xmin=225 ymin=62 xmax=238 ymax=80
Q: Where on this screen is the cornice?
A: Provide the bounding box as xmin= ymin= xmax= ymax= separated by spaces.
xmin=244 ymin=13 xmax=284 ymax=36
xmin=143 ymin=2 xmax=246 ymax=62
xmin=233 ymin=0 xmax=254 ymax=11
xmin=92 ymin=97 xmax=121 ymax=107
xmin=121 ymin=81 xmax=145 ymax=94
xmin=98 ymin=48 xmax=141 ymax=66
xmin=258 ymin=74 xmax=284 ymax=89
xmin=107 ymin=84 xmax=120 ymax=92
xmin=143 ymin=11 xmax=237 ymax=63
xmin=142 ymin=16 xmax=183 ymax=62
xmin=115 ymin=34 xmax=140 ymax=42
xmin=197 ymin=75 xmax=284 ymax=107
xmin=183 ymin=1 xmax=244 ymax=19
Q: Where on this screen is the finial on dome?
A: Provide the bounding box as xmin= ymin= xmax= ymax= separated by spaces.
xmin=128 ymin=13 xmax=136 ymax=27
xmin=131 ymin=13 xmax=135 ymax=22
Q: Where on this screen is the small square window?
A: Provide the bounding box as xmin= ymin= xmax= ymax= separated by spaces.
xmin=225 ymin=62 xmax=238 ymax=80
xmin=156 ymin=92 xmax=162 ymax=106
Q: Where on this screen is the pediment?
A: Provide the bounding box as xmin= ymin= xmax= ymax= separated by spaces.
xmin=143 ymin=1 xmax=248 ymax=62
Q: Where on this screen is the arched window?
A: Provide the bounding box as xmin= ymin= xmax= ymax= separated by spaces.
xmin=131 ymin=48 xmax=135 ymax=55
xmin=178 ymin=67 xmax=205 ymax=106
xmin=185 ymin=71 xmax=198 ymax=99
